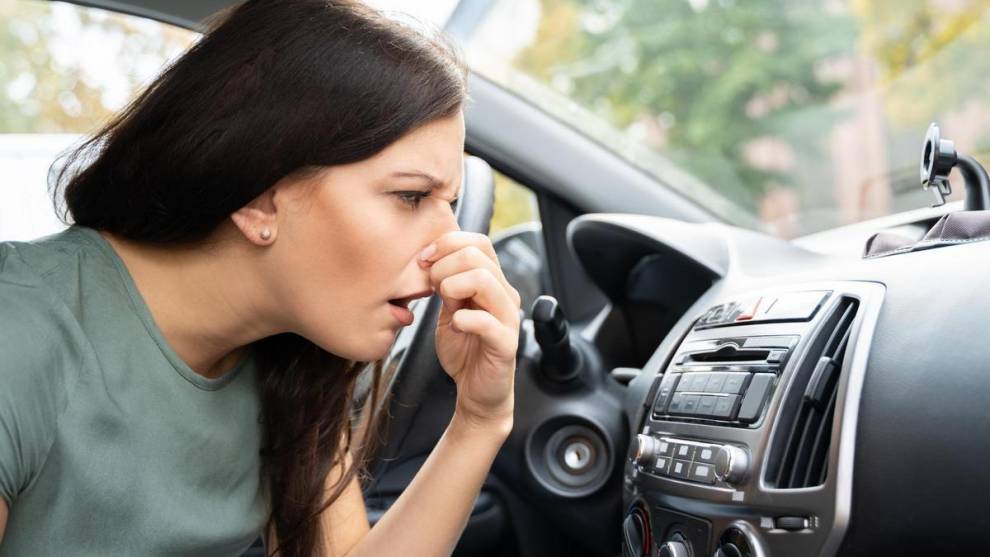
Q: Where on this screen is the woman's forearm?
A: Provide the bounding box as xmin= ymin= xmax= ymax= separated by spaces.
xmin=346 ymin=413 xmax=510 ymax=557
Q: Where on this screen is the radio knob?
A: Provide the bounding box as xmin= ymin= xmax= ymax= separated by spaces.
xmin=634 ymin=434 xmax=658 ymax=469
xmin=714 ymin=445 xmax=749 ymax=484
xmin=657 ymin=540 xmax=689 ymax=557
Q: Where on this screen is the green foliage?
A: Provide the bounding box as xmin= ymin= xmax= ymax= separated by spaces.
xmin=853 ymin=0 xmax=990 ymax=130
xmin=517 ymin=0 xmax=858 ymax=209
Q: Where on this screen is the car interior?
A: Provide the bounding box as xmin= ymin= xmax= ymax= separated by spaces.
xmin=4 ymin=1 xmax=990 ymax=556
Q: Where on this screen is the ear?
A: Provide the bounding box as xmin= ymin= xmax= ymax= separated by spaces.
xmin=230 ymin=187 xmax=279 ymax=246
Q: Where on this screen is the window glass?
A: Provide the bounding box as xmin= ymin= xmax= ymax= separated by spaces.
xmin=445 ymin=0 xmax=990 ymax=238
xmin=489 ymin=169 xmax=545 ymax=318
xmin=1 ymin=0 xmax=197 ymax=240
xmin=490 ymin=170 xmax=540 ymax=235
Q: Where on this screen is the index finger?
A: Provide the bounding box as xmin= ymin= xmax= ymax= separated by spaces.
xmin=419 ymin=231 xmax=498 ymax=266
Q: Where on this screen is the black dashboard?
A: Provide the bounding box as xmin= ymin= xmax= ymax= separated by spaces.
xmin=564 ymin=212 xmax=990 ymax=557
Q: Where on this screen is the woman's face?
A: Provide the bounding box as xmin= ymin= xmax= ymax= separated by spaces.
xmin=268 ymin=112 xmax=465 ymax=361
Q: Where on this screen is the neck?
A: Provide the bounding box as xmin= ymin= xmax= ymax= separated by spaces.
xmin=100 ymin=226 xmax=284 ymax=379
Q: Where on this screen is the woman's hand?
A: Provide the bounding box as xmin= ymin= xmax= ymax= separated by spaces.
xmin=419 ymin=231 xmax=522 ymax=433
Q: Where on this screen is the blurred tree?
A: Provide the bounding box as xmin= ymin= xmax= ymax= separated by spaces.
xmin=516 ymin=0 xmax=857 ymax=210
xmin=0 ymin=0 xmax=194 ymax=134
xmin=851 ymin=0 xmax=990 ymax=129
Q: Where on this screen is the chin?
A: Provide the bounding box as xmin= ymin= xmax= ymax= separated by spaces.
xmin=332 ymin=332 xmax=398 ymax=363
xmin=300 ymin=319 xmax=397 ymax=362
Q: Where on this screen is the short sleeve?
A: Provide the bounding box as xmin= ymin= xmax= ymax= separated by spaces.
xmin=0 ymin=248 xmax=75 ymax=507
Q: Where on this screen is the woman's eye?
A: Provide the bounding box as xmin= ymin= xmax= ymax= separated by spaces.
xmin=396 ymin=191 xmax=459 ymax=212
xmin=396 ymin=191 xmax=429 ymax=208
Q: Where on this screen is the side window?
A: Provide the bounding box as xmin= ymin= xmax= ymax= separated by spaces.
xmin=0 ymin=0 xmax=197 ymax=241
xmin=489 ymin=170 xmax=546 ymax=318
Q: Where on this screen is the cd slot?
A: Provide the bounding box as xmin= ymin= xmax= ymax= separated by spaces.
xmin=686 ymin=347 xmax=770 ymax=363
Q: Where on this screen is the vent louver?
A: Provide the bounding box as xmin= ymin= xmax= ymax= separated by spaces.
xmin=766 ymin=297 xmax=859 ymax=489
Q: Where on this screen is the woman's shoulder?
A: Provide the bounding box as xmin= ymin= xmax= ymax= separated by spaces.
xmin=0 ymin=234 xmax=92 ymax=508
xmin=0 ymin=229 xmax=95 ymax=387
xmin=0 ymin=226 xmax=103 ymax=283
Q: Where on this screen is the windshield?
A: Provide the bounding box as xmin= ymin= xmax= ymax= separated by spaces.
xmin=374 ymin=0 xmax=990 ymax=238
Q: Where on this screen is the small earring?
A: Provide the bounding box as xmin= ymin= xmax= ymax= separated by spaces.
xmin=259 ymin=228 xmax=272 ymax=241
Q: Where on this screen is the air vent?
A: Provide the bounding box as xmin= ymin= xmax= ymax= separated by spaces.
xmin=765 ymin=297 xmax=859 ymax=488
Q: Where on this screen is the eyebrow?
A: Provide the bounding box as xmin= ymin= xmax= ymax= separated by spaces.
xmin=390 ymin=171 xmax=462 ymax=198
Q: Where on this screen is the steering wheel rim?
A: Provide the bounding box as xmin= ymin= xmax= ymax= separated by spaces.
xmin=363 ymin=155 xmax=496 ymax=480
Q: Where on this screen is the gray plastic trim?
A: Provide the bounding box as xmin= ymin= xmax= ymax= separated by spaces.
xmin=64 ymin=0 xmax=226 ymax=29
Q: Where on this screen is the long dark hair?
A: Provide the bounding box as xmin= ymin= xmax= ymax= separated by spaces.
xmin=51 ymin=1 xmax=466 ymax=555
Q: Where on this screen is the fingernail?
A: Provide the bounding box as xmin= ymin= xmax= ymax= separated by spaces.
xmin=419 ymin=243 xmax=436 ymax=261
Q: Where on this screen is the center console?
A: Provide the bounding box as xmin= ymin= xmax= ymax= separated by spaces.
xmin=623 ymin=282 xmax=884 ymax=557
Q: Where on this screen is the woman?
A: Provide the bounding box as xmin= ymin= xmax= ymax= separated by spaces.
xmin=0 ymin=1 xmax=521 ymax=556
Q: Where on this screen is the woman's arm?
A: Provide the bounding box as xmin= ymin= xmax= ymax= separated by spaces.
xmin=266 ymin=413 xmax=507 ymax=556
xmin=319 ymin=447 xmax=369 ymax=555
xmin=0 ymin=498 xmax=8 ymax=543
xmin=319 ymin=230 xmax=518 ymax=556
xmin=263 ymin=441 xmax=370 ymax=555
xmin=333 ymin=413 xmax=509 ymax=557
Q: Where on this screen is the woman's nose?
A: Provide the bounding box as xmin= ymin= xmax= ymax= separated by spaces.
xmin=436 ymin=200 xmax=461 ymax=235
xmin=418 ymin=208 xmax=460 ymax=268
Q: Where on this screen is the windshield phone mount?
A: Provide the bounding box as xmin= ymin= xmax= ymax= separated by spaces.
xmin=921 ymin=122 xmax=990 ymax=211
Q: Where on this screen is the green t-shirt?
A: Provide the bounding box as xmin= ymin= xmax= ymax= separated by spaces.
xmin=0 ymin=226 xmax=268 ymax=555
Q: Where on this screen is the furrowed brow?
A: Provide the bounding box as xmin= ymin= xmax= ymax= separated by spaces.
xmin=390 ymin=171 xmax=443 ymax=189
xmin=391 ymin=171 xmax=461 ymax=200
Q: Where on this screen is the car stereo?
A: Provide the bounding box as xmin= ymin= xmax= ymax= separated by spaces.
xmin=651 ymin=335 xmax=797 ymax=426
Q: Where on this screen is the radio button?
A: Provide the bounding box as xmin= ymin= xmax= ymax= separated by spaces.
xmin=697 ymin=395 xmax=718 ymax=416
xmin=738 ymin=374 xmax=775 ymax=422
xmin=704 ymin=373 xmax=727 ymax=393
xmin=668 ymin=393 xmax=687 ymax=414
xmin=713 ymin=395 xmax=740 ymax=418
xmin=674 ymin=375 xmax=691 ymax=392
xmin=722 ymin=373 xmax=750 ymax=394
xmin=689 ymin=462 xmax=716 ymax=484
xmin=673 ymin=443 xmax=695 ymax=461
xmin=679 ymin=394 xmax=701 ymax=414
xmin=686 ymin=373 xmax=711 ymax=391
xmin=695 ymin=445 xmax=719 ymax=464
xmin=657 ymin=439 xmax=674 ymax=457
xmin=654 ymin=456 xmax=673 ymax=475
xmin=653 ymin=373 xmax=680 ymax=413
xmin=670 ymin=459 xmax=692 ymax=479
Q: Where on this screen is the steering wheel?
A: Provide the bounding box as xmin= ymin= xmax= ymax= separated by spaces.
xmin=362 ymin=155 xmax=496 ymax=480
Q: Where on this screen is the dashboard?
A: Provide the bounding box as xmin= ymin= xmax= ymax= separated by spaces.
xmin=564 ymin=212 xmax=990 ymax=557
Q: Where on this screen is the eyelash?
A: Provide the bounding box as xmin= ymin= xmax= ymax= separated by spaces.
xmin=396 ymin=191 xmax=459 ymax=211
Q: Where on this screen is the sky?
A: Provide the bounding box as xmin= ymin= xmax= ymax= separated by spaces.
xmin=362 ymin=0 xmax=461 ymax=26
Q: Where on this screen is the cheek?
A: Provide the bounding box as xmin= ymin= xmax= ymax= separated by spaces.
xmin=293 ymin=204 xmax=416 ymax=309
xmin=293 ymin=213 xmax=424 ymax=359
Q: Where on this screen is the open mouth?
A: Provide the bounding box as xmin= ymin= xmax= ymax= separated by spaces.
xmin=388 ymin=288 xmax=434 ymax=310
